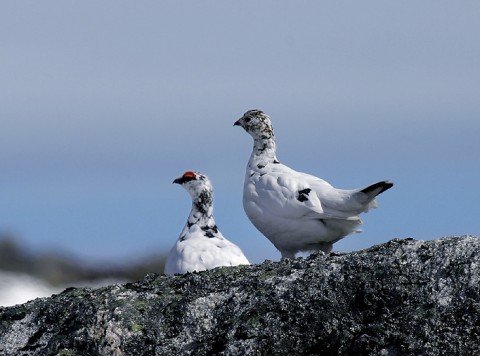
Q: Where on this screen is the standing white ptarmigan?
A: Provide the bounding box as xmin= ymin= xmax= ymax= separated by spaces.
xmin=164 ymin=171 xmax=250 ymax=275
xmin=234 ymin=109 xmax=394 ymax=259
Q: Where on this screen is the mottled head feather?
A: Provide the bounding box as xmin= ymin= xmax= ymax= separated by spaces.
xmin=234 ymin=109 xmax=275 ymax=140
xmin=174 ymin=171 xmax=213 ymax=215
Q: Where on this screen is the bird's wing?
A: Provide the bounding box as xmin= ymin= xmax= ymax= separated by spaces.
xmin=209 ymin=234 xmax=250 ymax=265
xmin=248 ymin=164 xmax=344 ymax=220
xmin=252 ymin=163 xmax=363 ymax=221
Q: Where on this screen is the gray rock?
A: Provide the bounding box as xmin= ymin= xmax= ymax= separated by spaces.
xmin=1 ymin=236 xmax=480 ymax=355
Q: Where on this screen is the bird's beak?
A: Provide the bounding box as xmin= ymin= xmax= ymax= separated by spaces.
xmin=173 ymin=177 xmax=183 ymax=184
xmin=233 ymin=118 xmax=242 ymax=127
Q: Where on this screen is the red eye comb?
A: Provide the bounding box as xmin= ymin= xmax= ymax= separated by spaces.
xmin=183 ymin=171 xmax=196 ymax=178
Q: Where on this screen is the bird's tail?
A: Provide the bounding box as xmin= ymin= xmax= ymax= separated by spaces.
xmin=353 ymin=180 xmax=394 ymax=211
xmin=360 ymin=180 xmax=394 ymax=197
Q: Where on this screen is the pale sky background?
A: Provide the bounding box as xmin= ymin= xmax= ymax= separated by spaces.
xmin=1 ymin=1 xmax=479 ymax=266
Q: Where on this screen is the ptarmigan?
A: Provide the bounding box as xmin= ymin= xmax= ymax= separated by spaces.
xmin=164 ymin=171 xmax=250 ymax=275
xmin=234 ymin=109 xmax=393 ymax=259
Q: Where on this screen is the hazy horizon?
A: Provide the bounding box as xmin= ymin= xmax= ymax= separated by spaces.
xmin=2 ymin=1 xmax=479 ymax=266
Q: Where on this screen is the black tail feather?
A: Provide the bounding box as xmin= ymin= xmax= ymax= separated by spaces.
xmin=361 ymin=180 xmax=394 ymax=196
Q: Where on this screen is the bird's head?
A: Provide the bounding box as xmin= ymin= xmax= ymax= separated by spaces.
xmin=173 ymin=171 xmax=213 ymax=207
xmin=234 ymin=109 xmax=274 ymax=140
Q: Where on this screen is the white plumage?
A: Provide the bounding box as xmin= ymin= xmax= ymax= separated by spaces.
xmin=234 ymin=109 xmax=393 ymax=259
xmin=164 ymin=171 xmax=250 ymax=275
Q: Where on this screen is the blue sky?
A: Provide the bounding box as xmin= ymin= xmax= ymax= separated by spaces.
xmin=1 ymin=1 xmax=479 ymax=265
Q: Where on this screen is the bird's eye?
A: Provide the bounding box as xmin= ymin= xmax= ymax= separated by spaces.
xmin=244 ymin=117 xmax=251 ymax=123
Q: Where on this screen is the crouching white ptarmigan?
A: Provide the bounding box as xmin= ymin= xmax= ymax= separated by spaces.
xmin=164 ymin=171 xmax=250 ymax=275
xmin=234 ymin=109 xmax=394 ymax=259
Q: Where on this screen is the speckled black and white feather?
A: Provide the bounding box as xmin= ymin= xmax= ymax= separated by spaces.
xmin=235 ymin=110 xmax=393 ymax=259
xmin=164 ymin=172 xmax=250 ymax=275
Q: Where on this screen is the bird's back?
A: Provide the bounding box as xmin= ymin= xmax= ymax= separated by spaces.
xmin=165 ymin=230 xmax=249 ymax=274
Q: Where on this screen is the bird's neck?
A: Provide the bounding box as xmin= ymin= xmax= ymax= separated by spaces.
xmin=187 ymin=190 xmax=215 ymax=227
xmin=249 ymin=136 xmax=278 ymax=168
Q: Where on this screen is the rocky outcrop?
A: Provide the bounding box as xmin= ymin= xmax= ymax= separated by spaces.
xmin=1 ymin=236 xmax=479 ymax=355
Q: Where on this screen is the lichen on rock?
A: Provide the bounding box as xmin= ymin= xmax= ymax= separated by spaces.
xmin=1 ymin=236 xmax=480 ymax=355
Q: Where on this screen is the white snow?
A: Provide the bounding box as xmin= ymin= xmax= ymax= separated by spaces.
xmin=0 ymin=270 xmax=62 ymax=307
